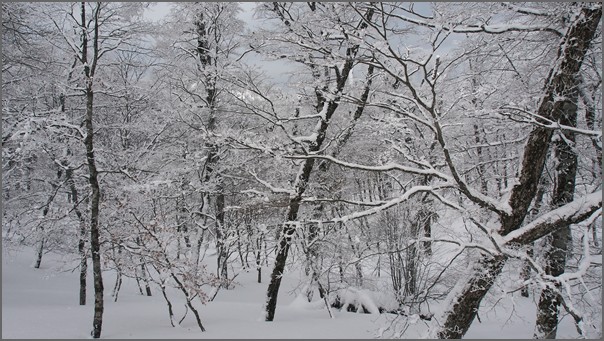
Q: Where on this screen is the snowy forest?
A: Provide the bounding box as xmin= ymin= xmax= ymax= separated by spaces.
xmin=2 ymin=2 xmax=602 ymax=339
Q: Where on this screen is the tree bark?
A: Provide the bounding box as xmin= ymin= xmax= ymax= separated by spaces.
xmin=194 ymin=8 xmax=228 ymax=284
xmin=87 ymin=78 xmax=104 ymax=340
xmin=67 ymin=168 xmax=88 ymax=306
xmin=160 ymin=282 xmax=175 ymax=327
xmin=436 ymin=255 xmax=507 ymax=339
xmin=80 ymin=2 xmax=104 ymax=338
xmin=34 ymin=169 xmax=62 ymax=269
xmin=34 ymin=237 xmax=44 ymax=269
xmin=436 ymin=5 xmax=601 ymax=338
xmin=521 ymin=176 xmax=548 ymax=298
xmin=534 ymin=88 xmax=579 ymax=339
xmin=215 ymin=182 xmax=228 ymax=283
xmin=141 ymin=262 xmax=152 ymax=296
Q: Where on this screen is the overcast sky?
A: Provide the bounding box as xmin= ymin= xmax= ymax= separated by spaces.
xmin=142 ymin=2 xmax=463 ymax=88
xmin=144 ymin=2 xmax=295 ymax=85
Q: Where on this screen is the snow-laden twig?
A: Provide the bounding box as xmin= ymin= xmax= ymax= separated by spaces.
xmin=284 ymin=153 xmax=450 ymax=179
xmin=303 ymin=183 xmax=452 ymax=225
xmin=498 ymin=106 xmax=603 ymax=137
xmin=248 ymin=170 xmax=294 ymax=196
xmin=369 ymin=3 xmax=564 ymax=36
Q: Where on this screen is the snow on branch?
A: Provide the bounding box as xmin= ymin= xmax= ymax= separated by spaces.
xmin=307 ymin=183 xmax=452 ymax=224
xmin=498 ymin=106 xmax=603 ymax=137
xmin=376 ymin=6 xmax=563 ymax=37
xmin=285 ymin=153 xmax=450 ymax=180
xmin=248 ymin=170 xmax=295 ymax=196
xmin=501 ymin=3 xmax=556 ymax=17
xmin=503 ymin=191 xmax=602 ymax=245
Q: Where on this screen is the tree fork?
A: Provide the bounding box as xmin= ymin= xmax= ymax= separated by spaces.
xmin=436 ymin=5 xmax=601 ymax=338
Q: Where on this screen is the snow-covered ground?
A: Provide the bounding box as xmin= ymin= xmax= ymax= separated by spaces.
xmin=2 ymin=246 xmax=384 ymax=339
xmin=2 ymin=245 xmax=582 ymax=339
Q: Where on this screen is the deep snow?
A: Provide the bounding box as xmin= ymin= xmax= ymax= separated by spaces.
xmin=2 ymin=245 xmax=583 ymax=339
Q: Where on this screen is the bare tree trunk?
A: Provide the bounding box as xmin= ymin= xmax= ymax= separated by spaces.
xmin=236 ymin=217 xmax=248 ymax=269
xmin=215 ymin=182 xmax=228 ymax=285
xmin=256 ymin=252 xmax=262 ymax=283
xmin=141 ymin=262 xmax=152 ymax=296
xmin=112 ymin=271 xmax=122 ymax=303
xmin=418 ymin=176 xmax=436 ymax=256
xmin=534 ymin=91 xmax=579 ymax=339
xmin=34 ymin=170 xmax=62 ymax=269
xmin=256 ymin=230 xmax=264 ymax=283
xmin=534 ymin=230 xmax=570 ymax=339
xmin=521 ymin=176 xmax=548 ymax=298
xmin=80 ymin=3 xmax=104 ymax=337
xmin=579 ymin=78 xmax=601 ymax=250
xmin=87 ymin=86 xmax=104 ymax=339
xmin=579 ymin=76 xmax=602 ymax=170
xmin=170 ymin=272 xmax=206 ymax=332
xmin=437 ymin=255 xmax=506 ymax=339
xmin=34 ymin=237 xmax=44 ymax=269
xmin=67 ymin=168 xmax=88 ymax=306
xmin=302 ymin=63 xmax=374 ymax=302
xmin=159 ymin=281 xmax=175 ymax=327
xmin=520 ymin=245 xmax=533 ymax=298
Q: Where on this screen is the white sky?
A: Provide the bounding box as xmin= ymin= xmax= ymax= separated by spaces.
xmin=143 ymin=2 xmax=294 ymax=85
xmin=144 ymin=2 xmax=257 ymax=23
xmin=142 ymin=2 xmax=462 ymax=87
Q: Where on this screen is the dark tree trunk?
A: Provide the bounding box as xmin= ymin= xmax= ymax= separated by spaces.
xmin=34 ymin=238 xmax=44 ymax=269
xmin=418 ymin=177 xmax=436 ymax=256
xmin=265 ymin=220 xmax=297 ymax=321
xmin=265 ymin=128 xmax=339 ymax=320
xmin=35 ymin=169 xmax=62 ymax=269
xmin=520 ymin=245 xmax=533 ymax=298
xmin=437 ymin=256 xmax=506 ymax=339
xmin=236 ymin=219 xmax=247 ymax=269
xmin=87 ymin=87 xmax=104 ymax=339
xmin=160 ymin=283 xmax=175 ymax=327
xmin=65 ymin=168 xmax=89 ymax=305
xmin=264 ymin=8 xmax=374 ymax=321
xmin=170 ymin=272 xmax=206 ymax=332
xmin=215 ymin=183 xmax=228 ymax=284
xmin=521 ymin=176 xmax=548 ymax=298
xmin=80 ymin=3 xmax=104 ymax=337
xmin=256 ymin=232 xmax=263 ymax=283
xmin=78 ymin=218 xmax=88 ymax=306
xmin=579 ymin=78 xmax=602 ymax=170
xmin=436 ymin=5 xmax=601 ymax=338
xmin=142 ymin=262 xmax=152 ymax=296
xmin=534 ymin=229 xmax=571 ymax=338
xmin=534 ymin=88 xmax=579 ymax=339
xmin=112 ymin=271 xmax=123 ymax=303
xmin=303 ymin=63 xmax=375 ymax=301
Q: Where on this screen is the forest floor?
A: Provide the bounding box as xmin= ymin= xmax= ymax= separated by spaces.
xmin=2 ymin=245 xmax=580 ymax=339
